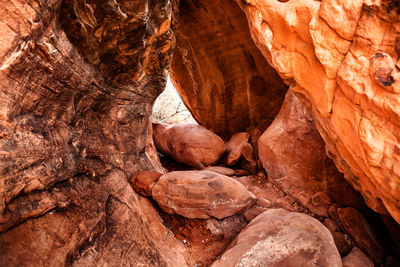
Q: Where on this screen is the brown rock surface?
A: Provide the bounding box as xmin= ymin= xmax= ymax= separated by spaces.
xmin=258 ymin=89 xmax=365 ymax=216
xmin=237 ymin=0 xmax=400 ymax=223
xmin=342 ymin=247 xmax=374 ymax=267
xmin=129 ymin=171 xmax=163 ymax=196
xmin=204 ymin=166 xmax=235 ymax=176
xmin=151 ymin=171 xmax=256 ymax=219
xmin=153 ymin=123 xmax=226 ymax=169
xmin=0 ymin=0 xmax=189 ymax=266
xmin=225 ymin=132 xmax=249 ymax=166
xmin=240 ymin=143 xmax=257 ymax=174
xmin=170 ymin=0 xmax=287 ymax=138
xmin=212 ymin=209 xmax=341 ymax=267
xmin=338 ymin=207 xmax=384 ymax=263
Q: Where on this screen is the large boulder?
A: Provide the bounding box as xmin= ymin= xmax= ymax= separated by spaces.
xmin=237 ymin=0 xmax=400 ymax=223
xmin=212 ymin=209 xmax=342 ymax=267
xmin=151 ymin=171 xmax=256 ymax=219
xmin=258 ymin=89 xmax=365 ymax=216
xmin=153 ymin=123 xmax=226 ymax=169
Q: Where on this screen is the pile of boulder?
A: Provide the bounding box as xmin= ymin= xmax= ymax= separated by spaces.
xmin=129 ymin=122 xmax=392 ymax=266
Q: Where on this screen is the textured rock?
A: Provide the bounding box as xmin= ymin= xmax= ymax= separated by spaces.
xmin=240 ymin=143 xmax=257 ymax=174
xmin=129 ymin=171 xmax=163 ymax=196
xmin=170 ymin=0 xmax=287 ymax=139
xmin=258 ymin=89 xmax=365 ymax=216
xmin=237 ymin=0 xmax=400 ymax=223
xmin=204 ymin=166 xmax=235 ymax=176
xmin=225 ymin=132 xmax=249 ymax=166
xmin=338 ymin=207 xmax=384 ymax=263
xmin=342 ymin=247 xmax=374 ymax=267
xmin=151 ymin=171 xmax=256 ymax=219
xmin=153 ymin=123 xmax=226 ymax=169
xmin=212 ymin=209 xmax=341 ymax=267
xmin=0 ymin=0 xmax=189 ymax=266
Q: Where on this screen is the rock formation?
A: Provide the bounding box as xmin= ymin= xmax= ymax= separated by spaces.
xmin=0 ymin=0 xmax=188 ymax=266
xmin=152 ymin=123 xmax=226 ymax=168
xmin=259 ymin=89 xmax=366 ymax=216
xmin=152 ymin=170 xmax=256 ymax=219
xmin=236 ymin=0 xmax=400 ymax=223
xmin=169 ymin=0 xmax=288 ymax=138
xmin=212 ymin=209 xmax=342 ymax=267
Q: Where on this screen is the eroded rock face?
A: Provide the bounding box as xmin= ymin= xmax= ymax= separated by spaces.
xmin=237 ymin=0 xmax=400 ymax=223
xmin=153 ymin=123 xmax=226 ymax=168
xmin=258 ymin=89 xmax=365 ymax=216
xmin=0 ymin=0 xmax=188 ymax=266
xmin=212 ymin=209 xmax=342 ymax=267
xmin=152 ymin=171 xmax=256 ymax=219
xmin=169 ymin=0 xmax=287 ymax=139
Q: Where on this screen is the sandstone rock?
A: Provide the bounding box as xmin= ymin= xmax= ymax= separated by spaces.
xmin=152 ymin=123 xmax=226 ymax=169
xmin=342 ymin=247 xmax=374 ymax=267
xmin=236 ymin=0 xmax=400 ymax=223
xmin=0 ymin=0 xmax=190 ymax=266
xmin=225 ymin=132 xmax=249 ymax=166
xmin=129 ymin=171 xmax=163 ymax=196
xmin=212 ymin=209 xmax=341 ymax=267
xmin=331 ymin=232 xmax=353 ymax=256
xmin=234 ymin=169 xmax=250 ymax=177
xmin=170 ymin=0 xmax=287 ymax=139
xmin=258 ymin=89 xmax=365 ymax=217
xmin=204 ymin=166 xmax=235 ymax=176
xmin=338 ymin=207 xmax=384 ymax=263
xmin=240 ymin=143 xmax=257 ymax=174
xmin=151 ymin=171 xmax=256 ymax=219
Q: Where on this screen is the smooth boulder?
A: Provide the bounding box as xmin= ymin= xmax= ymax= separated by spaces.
xmin=212 ymin=209 xmax=341 ymax=267
xmin=342 ymin=247 xmax=373 ymax=267
xmin=153 ymin=123 xmax=226 ymax=168
xmin=224 ymin=132 xmax=249 ymax=166
xmin=151 ymin=171 xmax=256 ymax=219
xmin=129 ymin=171 xmax=163 ymax=196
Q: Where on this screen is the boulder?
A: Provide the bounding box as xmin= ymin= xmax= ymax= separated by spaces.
xmin=225 ymin=132 xmax=249 ymax=166
xmin=240 ymin=143 xmax=257 ymax=174
xmin=342 ymin=247 xmax=373 ymax=267
xmin=152 ymin=123 xmax=226 ymax=169
xmin=258 ymin=89 xmax=365 ymax=217
xmin=212 ymin=209 xmax=341 ymax=267
xmin=338 ymin=207 xmax=384 ymax=263
xmin=151 ymin=171 xmax=256 ymax=219
xmin=204 ymin=166 xmax=235 ymax=176
xmin=129 ymin=171 xmax=163 ymax=196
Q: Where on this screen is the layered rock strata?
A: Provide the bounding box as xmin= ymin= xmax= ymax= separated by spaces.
xmin=237 ymin=0 xmax=400 ymax=223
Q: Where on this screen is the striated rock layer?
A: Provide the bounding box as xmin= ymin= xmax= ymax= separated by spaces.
xmin=170 ymin=0 xmax=288 ymax=138
xmin=0 ymin=0 xmax=189 ymax=266
xmin=237 ymin=0 xmax=400 ymax=223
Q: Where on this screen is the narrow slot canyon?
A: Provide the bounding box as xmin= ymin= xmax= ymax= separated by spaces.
xmin=0 ymin=0 xmax=400 ymax=266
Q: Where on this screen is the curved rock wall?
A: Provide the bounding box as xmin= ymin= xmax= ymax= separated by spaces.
xmin=170 ymin=0 xmax=287 ymax=139
xmin=236 ymin=0 xmax=400 ymax=222
xmin=0 ymin=0 xmax=188 ymax=265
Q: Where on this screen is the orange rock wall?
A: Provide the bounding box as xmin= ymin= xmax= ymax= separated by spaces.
xmin=236 ymin=0 xmax=400 ymax=222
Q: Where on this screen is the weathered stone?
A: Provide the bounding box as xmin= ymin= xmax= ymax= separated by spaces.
xmin=258 ymin=89 xmax=365 ymax=217
xmin=170 ymin=0 xmax=287 ymax=139
xmin=204 ymin=166 xmax=235 ymax=176
xmin=236 ymin=0 xmax=400 ymax=224
xmin=0 ymin=0 xmax=189 ymax=266
xmin=225 ymin=132 xmax=249 ymax=166
xmin=129 ymin=171 xmax=163 ymax=196
xmin=151 ymin=171 xmax=256 ymax=219
xmin=212 ymin=209 xmax=341 ymax=267
xmin=342 ymin=247 xmax=374 ymax=267
xmin=153 ymin=123 xmax=226 ymax=169
xmin=338 ymin=207 xmax=384 ymax=263
xmin=240 ymin=143 xmax=257 ymax=174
